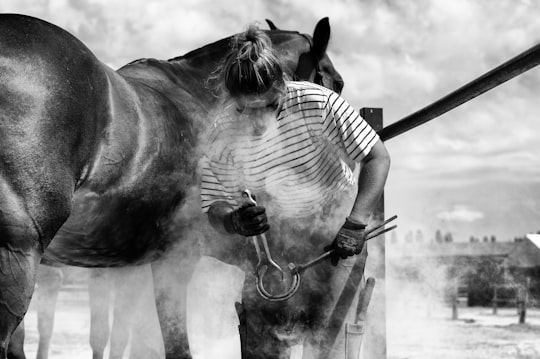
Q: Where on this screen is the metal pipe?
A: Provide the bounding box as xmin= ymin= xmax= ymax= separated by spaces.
xmin=379 ymin=42 xmax=540 ymax=141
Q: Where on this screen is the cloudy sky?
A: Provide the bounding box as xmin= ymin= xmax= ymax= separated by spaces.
xmin=2 ymin=0 xmax=540 ymax=243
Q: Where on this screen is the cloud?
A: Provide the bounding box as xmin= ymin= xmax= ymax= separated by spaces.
xmin=436 ymin=205 xmax=484 ymax=223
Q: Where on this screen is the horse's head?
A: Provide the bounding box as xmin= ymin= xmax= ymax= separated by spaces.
xmin=266 ymin=17 xmax=344 ymax=94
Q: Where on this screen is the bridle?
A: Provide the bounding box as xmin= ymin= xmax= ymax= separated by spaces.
xmin=294 ymin=33 xmax=325 ymax=87
xmin=312 ymin=55 xmax=324 ymax=86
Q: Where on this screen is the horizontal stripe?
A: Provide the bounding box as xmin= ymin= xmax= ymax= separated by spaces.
xmin=201 ymin=81 xmax=379 ymax=216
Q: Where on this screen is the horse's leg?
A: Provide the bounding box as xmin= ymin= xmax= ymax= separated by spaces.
xmin=108 ymin=267 xmax=141 ymax=359
xmin=186 ymin=256 xmax=245 ymax=359
xmin=128 ymin=311 xmax=163 ymax=359
xmin=151 ymin=252 xmax=196 ymax=359
xmin=0 ymin=232 xmax=42 ymax=358
xmin=35 ymin=264 xmax=64 ymax=359
xmin=88 ymin=268 xmax=111 ymax=359
xmin=0 ymin=181 xmax=48 ymax=358
xmin=0 ymin=187 xmax=71 ymax=359
xmin=240 ymin=281 xmax=293 ymax=359
xmin=6 ymin=321 xmax=25 ymax=359
xmin=128 ymin=265 xmax=163 ymax=359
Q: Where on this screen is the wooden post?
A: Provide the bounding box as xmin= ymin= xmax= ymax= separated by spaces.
xmin=492 ymin=285 xmax=498 ymax=315
xmin=451 ymin=283 xmax=458 ymax=320
xmin=361 ymin=108 xmax=386 ymax=359
xmin=518 ymin=277 xmax=531 ymax=324
xmin=518 ymin=293 xmax=526 ymax=324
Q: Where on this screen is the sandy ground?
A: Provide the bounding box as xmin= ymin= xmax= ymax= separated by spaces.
xmin=387 ymin=301 xmax=540 ymax=359
xmin=23 ymin=290 xmax=94 ymax=359
xmin=20 ymin=286 xmax=540 ymax=359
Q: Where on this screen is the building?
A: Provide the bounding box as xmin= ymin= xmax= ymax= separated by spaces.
xmin=387 ymin=234 xmax=540 ymax=306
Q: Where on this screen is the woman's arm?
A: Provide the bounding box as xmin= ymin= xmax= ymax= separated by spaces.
xmin=348 ymin=139 xmax=391 ymax=225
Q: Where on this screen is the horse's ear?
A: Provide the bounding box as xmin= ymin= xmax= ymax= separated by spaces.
xmin=265 ymin=19 xmax=279 ymax=30
xmin=312 ymin=17 xmax=330 ymax=58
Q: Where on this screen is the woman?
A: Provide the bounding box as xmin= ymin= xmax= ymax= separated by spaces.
xmin=199 ymin=24 xmax=390 ymax=358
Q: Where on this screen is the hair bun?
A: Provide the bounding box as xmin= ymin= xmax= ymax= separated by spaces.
xmin=222 ymin=23 xmax=284 ymax=97
xmin=244 ymin=28 xmax=258 ymax=43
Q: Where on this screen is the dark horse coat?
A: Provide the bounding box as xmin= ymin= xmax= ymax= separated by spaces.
xmin=0 ymin=14 xmax=343 ymax=358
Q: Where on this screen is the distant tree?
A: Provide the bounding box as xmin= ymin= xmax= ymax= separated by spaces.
xmin=469 ymin=236 xmax=475 ymax=243
xmin=405 ymin=230 xmax=413 ymax=243
xmin=435 ymin=229 xmax=443 ymax=243
xmin=444 ymin=232 xmax=453 ymax=243
xmin=415 ymin=230 xmax=424 ymax=243
xmin=483 ymin=236 xmax=489 ymax=243
xmin=390 ymin=231 xmax=398 ymax=244
xmin=490 ymin=235 xmax=496 ymax=243
xmin=466 ymin=257 xmax=505 ymax=306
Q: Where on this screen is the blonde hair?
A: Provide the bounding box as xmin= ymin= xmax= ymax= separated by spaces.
xmin=220 ymin=24 xmax=285 ymax=97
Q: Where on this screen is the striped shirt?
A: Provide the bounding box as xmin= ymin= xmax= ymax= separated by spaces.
xmin=200 ymin=81 xmax=379 ymax=218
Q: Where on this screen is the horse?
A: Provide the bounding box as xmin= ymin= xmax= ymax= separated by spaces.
xmin=0 ymin=14 xmax=343 ymax=359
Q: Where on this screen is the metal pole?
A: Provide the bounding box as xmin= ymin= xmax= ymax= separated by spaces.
xmin=378 ymin=42 xmax=540 ymax=141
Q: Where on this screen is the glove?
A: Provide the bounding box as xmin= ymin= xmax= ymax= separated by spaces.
xmin=325 ymin=217 xmax=367 ymax=266
xmin=225 ymin=203 xmax=269 ymax=236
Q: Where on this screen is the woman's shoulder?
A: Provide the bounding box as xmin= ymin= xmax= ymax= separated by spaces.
xmin=286 ymin=80 xmax=333 ymax=100
xmin=286 ymin=80 xmax=332 ymax=93
xmin=284 ymin=81 xmax=332 ymax=107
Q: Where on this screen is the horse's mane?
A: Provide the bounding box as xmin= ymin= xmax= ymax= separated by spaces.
xmin=168 ymin=29 xmax=303 ymax=63
xmin=167 ymin=37 xmax=230 ymax=63
xmin=123 ymin=30 xmax=305 ymax=69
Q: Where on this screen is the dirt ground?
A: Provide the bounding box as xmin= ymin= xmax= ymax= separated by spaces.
xmin=20 ymin=287 xmax=540 ymax=359
xmin=387 ymin=301 xmax=540 ymax=359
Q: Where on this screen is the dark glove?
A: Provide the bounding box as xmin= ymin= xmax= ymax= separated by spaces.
xmin=224 ymin=203 xmax=269 ymax=236
xmin=325 ymin=217 xmax=367 ymax=266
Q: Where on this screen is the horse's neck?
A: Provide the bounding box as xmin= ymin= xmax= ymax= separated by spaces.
xmin=118 ymin=58 xmax=218 ymax=109
xmin=117 ymin=31 xmax=309 ymax=109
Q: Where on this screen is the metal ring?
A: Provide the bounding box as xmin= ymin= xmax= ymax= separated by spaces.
xmin=255 ymin=266 xmax=301 ymax=302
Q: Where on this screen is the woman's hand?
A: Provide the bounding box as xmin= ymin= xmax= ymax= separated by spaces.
xmin=226 ymin=203 xmax=269 ymax=236
xmin=325 ymin=218 xmax=366 ymax=265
